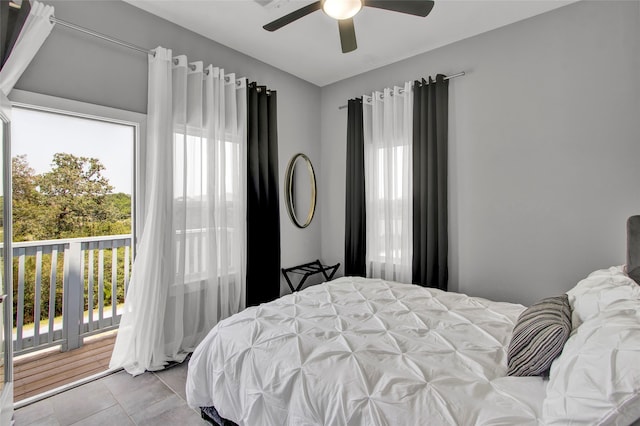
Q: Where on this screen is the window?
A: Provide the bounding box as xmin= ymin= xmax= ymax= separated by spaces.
xmin=363 ymin=87 xmax=413 ymax=283
xmin=173 ymin=131 xmax=243 ymax=282
xmin=365 ymin=142 xmax=412 ymax=281
xmin=12 ymin=107 xmax=134 ymax=240
xmin=9 ymin=90 xmax=145 ymax=243
xmin=369 ymin=145 xmax=409 ymax=261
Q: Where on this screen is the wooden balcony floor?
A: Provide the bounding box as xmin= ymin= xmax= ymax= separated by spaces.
xmin=13 ymin=331 xmax=117 ymax=402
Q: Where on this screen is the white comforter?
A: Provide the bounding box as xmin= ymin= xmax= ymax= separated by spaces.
xmin=186 ymin=277 xmax=547 ymax=425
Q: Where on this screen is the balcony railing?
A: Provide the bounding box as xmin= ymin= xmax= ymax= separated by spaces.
xmin=11 ymin=234 xmax=132 ymax=356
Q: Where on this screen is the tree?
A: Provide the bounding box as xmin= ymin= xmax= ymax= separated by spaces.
xmin=12 ymin=155 xmax=46 ymax=241
xmin=12 ymin=153 xmax=133 ymax=240
xmin=36 ymin=153 xmax=117 ymax=238
xmin=106 ymin=192 xmax=132 ymax=220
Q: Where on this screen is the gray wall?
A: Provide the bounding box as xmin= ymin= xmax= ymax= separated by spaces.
xmin=15 ymin=1 xmax=640 ymax=305
xmin=14 ymin=1 xmax=323 ymax=295
xmin=319 ymin=0 xmax=640 ymax=305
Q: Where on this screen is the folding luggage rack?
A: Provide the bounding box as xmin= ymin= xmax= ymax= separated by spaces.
xmin=281 ymin=259 xmax=340 ymax=292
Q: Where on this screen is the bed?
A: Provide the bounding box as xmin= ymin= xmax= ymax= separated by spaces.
xmin=186 ymin=218 xmax=640 ymax=425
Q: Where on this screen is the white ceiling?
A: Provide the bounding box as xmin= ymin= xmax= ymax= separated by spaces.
xmin=124 ymin=0 xmax=577 ymax=87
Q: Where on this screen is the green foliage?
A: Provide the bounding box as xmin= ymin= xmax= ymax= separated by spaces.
xmin=36 ymin=153 xmax=116 ymax=239
xmin=106 ymin=193 xmax=132 ymax=220
xmin=10 ymin=154 xmax=132 ymax=326
xmin=12 ymin=155 xmax=48 ymax=241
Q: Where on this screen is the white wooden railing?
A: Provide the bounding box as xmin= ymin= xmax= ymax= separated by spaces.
xmin=12 ymin=234 xmax=132 ymax=356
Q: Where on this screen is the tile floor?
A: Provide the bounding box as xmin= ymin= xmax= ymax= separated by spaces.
xmin=13 ymin=361 xmax=210 ymax=425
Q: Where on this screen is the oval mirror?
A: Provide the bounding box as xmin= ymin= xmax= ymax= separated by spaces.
xmin=285 ymin=153 xmax=316 ymax=228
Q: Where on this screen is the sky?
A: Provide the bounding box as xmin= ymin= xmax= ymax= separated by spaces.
xmin=11 ymin=107 xmax=134 ymax=194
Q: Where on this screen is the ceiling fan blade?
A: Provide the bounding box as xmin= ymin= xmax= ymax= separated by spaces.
xmin=338 ymin=18 xmax=357 ymax=53
xmin=263 ymin=1 xmax=322 ymax=31
xmin=365 ymin=0 xmax=434 ymax=17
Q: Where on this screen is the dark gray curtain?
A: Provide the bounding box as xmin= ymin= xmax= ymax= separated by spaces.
xmin=412 ymin=75 xmax=449 ymax=290
xmin=345 ymin=98 xmax=366 ymax=276
xmin=246 ymin=82 xmax=280 ymax=306
xmin=1 ymin=0 xmax=31 ymax=68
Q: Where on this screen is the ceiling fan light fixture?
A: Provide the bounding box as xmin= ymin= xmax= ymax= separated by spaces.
xmin=321 ymin=0 xmax=363 ymax=20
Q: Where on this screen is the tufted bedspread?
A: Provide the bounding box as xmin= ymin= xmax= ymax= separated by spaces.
xmin=186 ymin=277 xmax=548 ymax=425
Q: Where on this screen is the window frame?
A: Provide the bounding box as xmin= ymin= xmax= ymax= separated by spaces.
xmin=8 ymin=89 xmax=146 ymax=254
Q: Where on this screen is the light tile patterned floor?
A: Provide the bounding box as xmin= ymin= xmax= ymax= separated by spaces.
xmin=13 ymin=361 xmax=209 ymax=426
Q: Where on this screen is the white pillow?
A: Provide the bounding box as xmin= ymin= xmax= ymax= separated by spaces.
xmin=542 ymin=300 xmax=640 ymax=425
xmin=566 ymin=266 xmax=640 ymax=330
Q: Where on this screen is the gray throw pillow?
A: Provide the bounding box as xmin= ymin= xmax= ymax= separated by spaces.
xmin=628 ymin=216 xmax=640 ymax=285
xmin=507 ymin=294 xmax=572 ymax=377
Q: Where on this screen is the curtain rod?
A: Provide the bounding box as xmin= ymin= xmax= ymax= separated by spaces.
xmin=337 ymin=71 xmax=465 ymax=110
xmin=50 ymin=16 xmax=153 ymax=56
xmin=49 ymin=16 xmax=239 ymax=83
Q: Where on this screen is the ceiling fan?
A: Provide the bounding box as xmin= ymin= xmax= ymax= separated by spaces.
xmin=263 ymin=0 xmax=435 ymax=54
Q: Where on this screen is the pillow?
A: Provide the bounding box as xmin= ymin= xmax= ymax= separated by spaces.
xmin=629 ymin=266 xmax=640 ymax=286
xmin=628 ymin=216 xmax=640 ymax=285
xmin=567 ymin=266 xmax=640 ymax=330
xmin=507 ymin=294 xmax=571 ymax=377
xmin=543 ymin=301 xmax=640 ymax=425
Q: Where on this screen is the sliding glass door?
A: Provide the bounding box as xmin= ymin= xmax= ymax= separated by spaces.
xmin=0 ymin=92 xmax=14 ymax=424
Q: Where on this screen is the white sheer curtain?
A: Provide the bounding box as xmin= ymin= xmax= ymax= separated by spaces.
xmin=0 ymin=1 xmax=54 ymax=96
xmin=111 ymin=47 xmax=247 ymax=375
xmin=363 ymin=82 xmax=413 ymax=282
